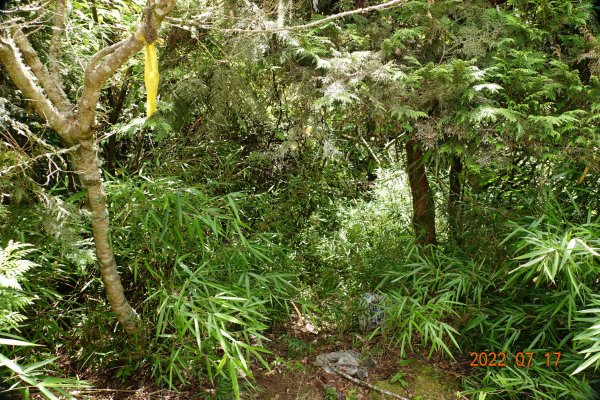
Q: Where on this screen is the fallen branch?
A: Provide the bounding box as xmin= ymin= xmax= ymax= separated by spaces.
xmin=329 ymin=365 xmax=411 ymax=400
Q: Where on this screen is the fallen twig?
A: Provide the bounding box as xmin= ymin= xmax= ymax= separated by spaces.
xmin=330 ymin=365 xmax=411 ymax=400
xmin=0 ymin=144 xmax=79 ymax=177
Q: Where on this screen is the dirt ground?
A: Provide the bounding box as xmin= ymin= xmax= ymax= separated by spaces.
xmin=252 ymin=329 xmax=469 ymax=400
xmin=33 ymin=327 xmax=471 ymax=399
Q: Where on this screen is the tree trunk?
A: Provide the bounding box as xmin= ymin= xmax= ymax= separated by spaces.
xmin=72 ymin=139 xmax=139 ymax=335
xmin=405 ymin=139 xmax=436 ymax=246
xmin=1 ymin=0 xmax=177 ymax=337
xmin=448 ymin=155 xmax=463 ymax=243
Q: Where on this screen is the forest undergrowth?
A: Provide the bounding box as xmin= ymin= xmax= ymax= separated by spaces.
xmin=1 ymin=0 xmax=600 ymax=399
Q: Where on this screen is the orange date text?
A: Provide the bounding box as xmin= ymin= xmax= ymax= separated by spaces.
xmin=469 ymin=352 xmax=561 ymax=367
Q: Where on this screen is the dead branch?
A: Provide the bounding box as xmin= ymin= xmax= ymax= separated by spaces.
xmin=0 ymin=144 xmax=79 ymax=177
xmin=168 ymin=0 xmax=404 ymax=34
xmin=330 ymin=365 xmax=411 ymax=400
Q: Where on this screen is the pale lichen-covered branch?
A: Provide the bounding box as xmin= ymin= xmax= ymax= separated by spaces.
xmin=49 ymin=0 xmax=67 ymax=82
xmin=12 ymin=28 xmax=71 ymax=112
xmin=0 ymin=37 xmax=69 ymax=136
xmin=169 ymin=0 xmax=404 ymax=33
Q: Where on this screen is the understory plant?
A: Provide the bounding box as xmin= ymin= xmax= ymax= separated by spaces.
xmin=0 ymin=240 xmax=87 ymax=399
xmin=460 ymin=190 xmax=600 ymax=399
xmin=104 ymin=176 xmax=297 ymax=397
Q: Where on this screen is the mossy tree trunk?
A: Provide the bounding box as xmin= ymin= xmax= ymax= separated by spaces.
xmin=448 ymin=155 xmax=463 ymax=243
xmin=405 ymin=138 xmax=436 ymax=246
xmin=72 ymin=140 xmax=140 ymax=334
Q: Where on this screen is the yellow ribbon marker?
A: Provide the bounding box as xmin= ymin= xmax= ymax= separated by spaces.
xmin=577 ymin=166 xmax=590 ymax=185
xmin=144 ymin=43 xmax=159 ymax=118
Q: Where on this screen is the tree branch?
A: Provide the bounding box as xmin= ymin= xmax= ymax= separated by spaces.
xmin=48 ymin=0 xmax=66 ymax=81
xmin=0 ymin=144 xmax=79 ymax=177
xmin=0 ymin=36 xmax=70 ymax=137
xmin=75 ymin=0 xmax=177 ymax=137
xmin=11 ymin=28 xmax=71 ymax=112
xmin=168 ymin=0 xmax=404 ymax=33
xmin=328 ymin=365 xmax=410 ymax=400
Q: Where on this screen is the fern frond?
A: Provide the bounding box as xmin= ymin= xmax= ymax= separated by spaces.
xmin=391 ymin=106 xmax=428 ymax=121
xmin=470 ymin=106 xmax=521 ymax=124
xmin=0 ymin=241 xmax=36 ymax=284
xmin=0 ymin=241 xmax=37 ymax=330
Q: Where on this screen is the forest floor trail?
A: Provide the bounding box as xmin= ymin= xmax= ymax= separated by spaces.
xmin=253 ymin=328 xmax=467 ymax=400
xmin=77 ymin=327 xmax=469 ymax=399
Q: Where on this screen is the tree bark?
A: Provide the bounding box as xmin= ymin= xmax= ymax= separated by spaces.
xmin=448 ymin=155 xmax=463 ymax=243
xmin=48 ymin=0 xmax=66 ymax=82
xmin=405 ymin=139 xmax=436 ymax=246
xmin=1 ymin=0 xmax=178 ymax=336
xmin=72 ymin=140 xmax=139 ymax=335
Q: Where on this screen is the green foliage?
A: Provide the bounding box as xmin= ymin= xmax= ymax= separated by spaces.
xmin=502 ymin=216 xmax=600 ymax=307
xmin=149 ymin=263 xmax=270 ymax=395
xmin=105 ymin=176 xmax=296 ymax=397
xmin=458 ymin=188 xmax=600 ymax=398
xmin=383 ymin=288 xmax=461 ymax=359
xmin=0 ymin=241 xmax=87 ymax=399
xmin=2 ymin=0 xmax=600 ymax=398
xmin=462 ymin=364 xmax=597 ymax=400
xmin=300 ymin=166 xmax=413 ymax=297
xmin=573 ymin=296 xmax=600 ymax=375
xmin=380 ymin=246 xmax=494 ymax=359
xmin=0 ymin=241 xmax=36 ymax=331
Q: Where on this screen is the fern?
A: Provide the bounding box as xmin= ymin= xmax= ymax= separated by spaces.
xmin=0 ymin=241 xmax=88 ymax=399
xmin=391 ymin=105 xmax=429 ymax=121
xmin=527 ymin=112 xmax=583 ymax=130
xmin=470 ymin=106 xmax=521 ymax=124
xmin=0 ymin=241 xmax=37 ymax=331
